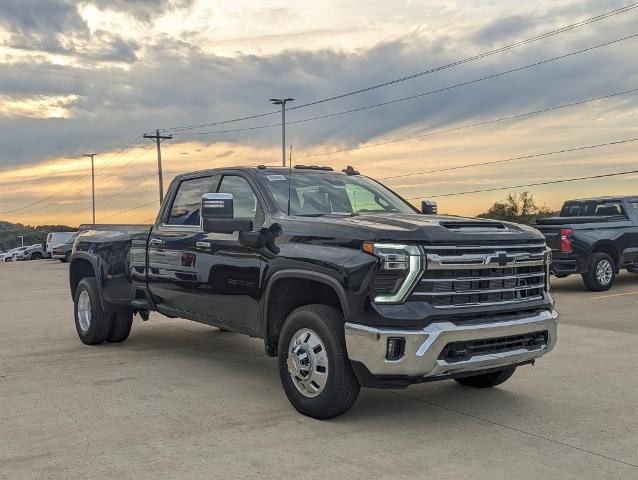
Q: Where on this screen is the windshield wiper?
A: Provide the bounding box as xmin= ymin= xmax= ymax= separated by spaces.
xmin=295 ymin=212 xmax=355 ymax=217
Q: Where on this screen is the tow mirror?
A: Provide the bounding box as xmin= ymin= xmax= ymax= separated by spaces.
xmin=421 ymin=200 xmax=438 ymax=215
xmin=201 ymin=193 xmax=253 ymax=233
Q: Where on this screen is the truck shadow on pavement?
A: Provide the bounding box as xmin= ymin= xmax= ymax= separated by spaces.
xmin=112 ymin=323 xmax=538 ymax=423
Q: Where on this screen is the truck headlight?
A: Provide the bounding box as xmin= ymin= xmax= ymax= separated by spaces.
xmin=363 ymin=242 xmax=423 ymax=304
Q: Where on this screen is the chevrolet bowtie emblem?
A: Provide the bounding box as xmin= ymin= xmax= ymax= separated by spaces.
xmin=496 ymin=251 xmax=509 ymax=267
xmin=489 ymin=251 xmax=532 ymax=266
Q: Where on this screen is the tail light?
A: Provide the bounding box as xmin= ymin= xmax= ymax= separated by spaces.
xmin=560 ymin=228 xmax=573 ymax=253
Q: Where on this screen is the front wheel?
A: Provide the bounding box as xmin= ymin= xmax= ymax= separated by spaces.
xmin=582 ymin=252 xmax=616 ymax=291
xmin=74 ymin=278 xmax=113 ymax=345
xmin=455 ymin=367 xmax=516 ymax=388
xmin=31 ymin=252 xmax=42 ymax=260
xmin=628 ymin=268 xmax=638 ymax=274
xmin=278 ymin=304 xmax=360 ymax=419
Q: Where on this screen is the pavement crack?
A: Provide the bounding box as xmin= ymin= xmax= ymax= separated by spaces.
xmin=388 ymin=390 xmax=638 ymax=469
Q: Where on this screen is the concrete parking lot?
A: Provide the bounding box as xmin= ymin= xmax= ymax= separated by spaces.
xmin=1 ymin=261 xmax=636 ymax=479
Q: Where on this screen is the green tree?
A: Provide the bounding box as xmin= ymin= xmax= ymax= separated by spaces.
xmin=477 ymin=191 xmax=555 ymax=225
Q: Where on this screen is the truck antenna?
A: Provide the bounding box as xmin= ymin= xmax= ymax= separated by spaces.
xmin=287 ymin=145 xmax=293 ymax=216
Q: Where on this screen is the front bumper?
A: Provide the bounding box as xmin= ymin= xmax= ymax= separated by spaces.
xmin=345 ymin=309 xmax=558 ymax=385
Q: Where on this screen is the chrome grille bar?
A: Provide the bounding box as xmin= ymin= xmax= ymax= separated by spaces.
xmin=413 ymin=283 xmax=545 ymax=296
xmin=420 ymin=272 xmax=545 ymax=283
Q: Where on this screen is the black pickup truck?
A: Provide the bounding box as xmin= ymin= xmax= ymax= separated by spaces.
xmin=69 ymin=165 xmax=558 ymax=418
xmin=536 ymin=196 xmax=638 ymax=291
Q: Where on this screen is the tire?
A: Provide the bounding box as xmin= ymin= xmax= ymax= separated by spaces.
xmin=628 ymin=268 xmax=638 ymax=274
xmin=582 ymin=252 xmax=616 ymax=292
xmin=31 ymin=252 xmax=42 ymax=260
xmin=106 ymin=310 xmax=133 ymax=343
xmin=455 ymin=367 xmax=516 ymax=388
xmin=277 ymin=304 xmax=360 ymax=419
xmin=74 ymin=278 xmax=113 ymax=345
xmin=64 ymin=252 xmax=71 ymax=263
xmin=59 ymin=259 xmax=66 ymax=263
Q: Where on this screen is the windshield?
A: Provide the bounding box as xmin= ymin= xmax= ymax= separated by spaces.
xmin=257 ymin=171 xmax=417 ymax=216
xmin=560 ymin=200 xmax=626 ymax=217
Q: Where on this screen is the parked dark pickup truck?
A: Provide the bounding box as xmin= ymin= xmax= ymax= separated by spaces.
xmin=536 ymin=196 xmax=638 ymax=291
xmin=69 ymin=165 xmax=558 ymax=418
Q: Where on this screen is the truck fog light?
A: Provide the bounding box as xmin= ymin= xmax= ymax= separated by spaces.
xmin=386 ymin=337 xmax=405 ymax=361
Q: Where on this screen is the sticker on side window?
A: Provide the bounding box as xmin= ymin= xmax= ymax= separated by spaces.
xmin=267 ymin=175 xmax=286 ymax=181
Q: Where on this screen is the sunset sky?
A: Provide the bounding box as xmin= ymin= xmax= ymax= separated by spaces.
xmin=1 ymin=0 xmax=637 ymax=226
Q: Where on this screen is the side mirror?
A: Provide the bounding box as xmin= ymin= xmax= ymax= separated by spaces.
xmin=201 ymin=193 xmax=253 ymax=233
xmin=421 ymin=200 xmax=438 ymax=215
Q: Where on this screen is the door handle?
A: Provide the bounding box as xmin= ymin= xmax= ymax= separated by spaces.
xmin=150 ymin=238 xmax=164 ymax=246
xmin=196 ymin=241 xmax=211 ymax=249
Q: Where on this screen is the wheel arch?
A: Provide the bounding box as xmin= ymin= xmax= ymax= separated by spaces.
xmin=261 ymin=270 xmax=351 ymax=356
xmin=591 ymin=241 xmax=620 ymax=272
xmin=69 ymin=252 xmax=111 ymax=311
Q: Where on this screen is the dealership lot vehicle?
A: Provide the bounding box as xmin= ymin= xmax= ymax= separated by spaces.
xmin=1 ymin=246 xmax=27 ymax=262
xmin=0 ymin=261 xmax=636 ymax=479
xmin=69 ymin=166 xmax=557 ymax=419
xmin=15 ymin=243 xmax=48 ymax=261
xmin=537 ymin=196 xmax=638 ymax=291
xmin=46 ymin=231 xmax=76 ymax=254
xmin=52 ymin=233 xmax=78 ymax=262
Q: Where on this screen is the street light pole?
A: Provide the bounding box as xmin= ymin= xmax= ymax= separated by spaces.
xmin=270 ymin=98 xmax=294 ymax=167
xmin=83 ymin=153 xmax=98 ymax=224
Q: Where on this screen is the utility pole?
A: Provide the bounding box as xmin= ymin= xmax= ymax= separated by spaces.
xmin=83 ymin=153 xmax=98 ymax=224
xmin=18 ymin=235 xmax=23 ymax=247
xmin=270 ymin=98 xmax=294 ymax=166
xmin=144 ymin=130 xmax=173 ymax=205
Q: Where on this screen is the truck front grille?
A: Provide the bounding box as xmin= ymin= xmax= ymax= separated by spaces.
xmin=411 ymin=243 xmax=549 ymax=308
xmin=439 ymin=331 xmax=548 ymax=363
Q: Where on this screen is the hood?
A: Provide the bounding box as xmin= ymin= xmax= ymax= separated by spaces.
xmin=279 ymin=213 xmax=545 ymax=245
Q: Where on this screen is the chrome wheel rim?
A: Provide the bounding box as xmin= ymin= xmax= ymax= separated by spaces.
xmin=596 ymin=259 xmax=613 ymax=285
xmin=287 ymin=328 xmax=329 ymax=398
xmin=77 ymin=290 xmax=91 ymax=333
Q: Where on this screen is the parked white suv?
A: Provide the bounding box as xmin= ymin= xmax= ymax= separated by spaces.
xmin=15 ymin=244 xmax=47 ymax=261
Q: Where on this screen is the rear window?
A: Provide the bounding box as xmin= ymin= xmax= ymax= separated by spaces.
xmin=560 ymin=201 xmax=626 ymax=217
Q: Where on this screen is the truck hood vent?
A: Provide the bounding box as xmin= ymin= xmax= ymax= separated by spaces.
xmin=439 ymin=221 xmax=506 ymax=231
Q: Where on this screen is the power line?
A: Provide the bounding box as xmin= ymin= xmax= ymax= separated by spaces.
xmin=96 ymin=201 xmax=157 ymax=222
xmin=175 ymin=33 xmax=638 ymax=141
xmin=408 ymin=169 xmax=638 ymax=199
xmin=379 ymin=137 xmax=638 ymax=180
xmin=295 ymin=88 xmax=638 ymax=159
xmin=0 ymin=136 xmax=144 ymax=215
xmin=7 ymin=145 xmax=155 ymax=222
xmin=159 ymin=3 xmax=638 ymax=133
xmin=284 ymin=33 xmax=638 ymax=129
xmin=288 ymin=4 xmax=638 ymax=111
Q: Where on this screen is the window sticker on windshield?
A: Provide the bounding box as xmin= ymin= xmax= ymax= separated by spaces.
xmin=267 ymin=175 xmax=286 ymax=181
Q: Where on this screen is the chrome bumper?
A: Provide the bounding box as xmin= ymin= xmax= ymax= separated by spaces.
xmin=345 ymin=309 xmax=558 ymax=378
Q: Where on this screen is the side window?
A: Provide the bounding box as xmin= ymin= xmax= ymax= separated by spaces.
xmin=167 ymin=176 xmax=215 ymax=225
xmin=218 ymin=175 xmax=260 ymax=222
xmin=594 ymin=202 xmax=625 ymax=217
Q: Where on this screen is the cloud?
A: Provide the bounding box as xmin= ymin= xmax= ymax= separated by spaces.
xmin=88 ymin=0 xmax=195 ymax=23
xmin=472 ymin=15 xmax=534 ymax=44
xmin=0 ymin=1 xmax=637 ymax=176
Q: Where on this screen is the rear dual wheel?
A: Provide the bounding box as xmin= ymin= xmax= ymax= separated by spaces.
xmin=74 ymin=278 xmax=133 ymax=345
